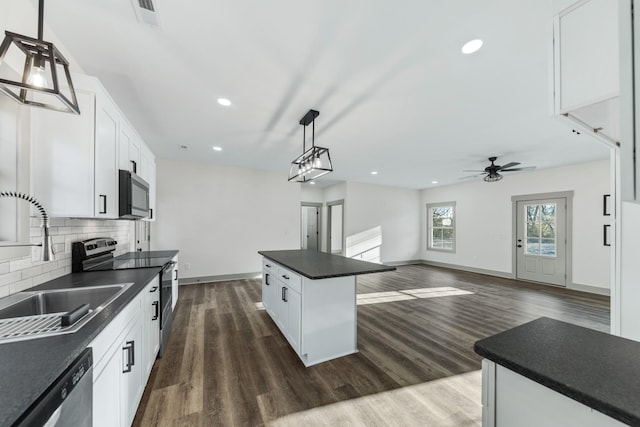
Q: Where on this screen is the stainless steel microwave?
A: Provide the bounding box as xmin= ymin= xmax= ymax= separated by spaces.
xmin=119 ymin=170 xmax=150 ymax=219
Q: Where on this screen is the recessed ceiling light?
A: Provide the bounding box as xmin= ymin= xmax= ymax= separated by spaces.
xmin=309 ymin=181 xmax=316 ymax=185
xmin=461 ymin=39 xmax=483 ymax=54
xmin=431 ymin=180 xmax=438 ymax=184
xmin=217 ymin=98 xmax=231 ymax=106
xmin=371 ymin=171 xmax=378 ymax=175
xmin=212 ymin=146 xmax=223 ymax=151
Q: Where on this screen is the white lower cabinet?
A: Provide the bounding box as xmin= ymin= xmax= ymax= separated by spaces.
xmin=261 ymin=258 xmax=356 ymax=367
xmin=91 ymin=276 xmax=160 ymax=427
xmin=171 ymin=255 xmax=179 ymax=311
xmin=143 ymin=278 xmax=160 ymax=377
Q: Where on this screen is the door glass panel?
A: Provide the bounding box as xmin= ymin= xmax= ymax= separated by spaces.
xmin=524 ymin=203 xmax=557 ymax=257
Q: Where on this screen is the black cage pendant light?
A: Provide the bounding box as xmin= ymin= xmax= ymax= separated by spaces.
xmin=0 ymin=0 xmax=80 ymax=114
xmin=288 ymin=109 xmax=333 ymax=182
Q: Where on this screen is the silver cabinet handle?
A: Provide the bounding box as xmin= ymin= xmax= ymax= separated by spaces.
xmin=152 ymin=301 xmax=159 ymax=320
xmin=122 ymin=340 xmax=135 ymax=373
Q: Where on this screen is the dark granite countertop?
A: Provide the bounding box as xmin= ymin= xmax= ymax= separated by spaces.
xmin=258 ymin=249 xmax=396 ymax=279
xmin=0 ymin=268 xmax=163 ymax=427
xmin=474 ymin=317 xmax=640 ymax=426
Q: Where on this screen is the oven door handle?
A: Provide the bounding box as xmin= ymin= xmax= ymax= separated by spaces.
xmin=163 ymin=261 xmax=177 ymax=273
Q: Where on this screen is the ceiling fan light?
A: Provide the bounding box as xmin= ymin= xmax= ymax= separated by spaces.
xmin=484 ymin=173 xmax=503 ymax=183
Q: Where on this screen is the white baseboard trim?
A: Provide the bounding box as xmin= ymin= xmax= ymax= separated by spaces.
xmin=179 ymin=272 xmax=262 ymax=285
xmin=418 ymin=260 xmax=610 ymax=296
xmin=418 ymin=260 xmax=514 ymax=279
xmin=385 ymin=259 xmax=424 ymax=266
xmin=567 ymin=283 xmax=610 ymax=296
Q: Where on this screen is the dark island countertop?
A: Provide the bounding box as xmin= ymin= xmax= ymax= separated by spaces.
xmin=258 ymin=249 xmax=396 ymax=279
xmin=474 ymin=317 xmax=640 ymax=426
xmin=0 ymin=267 xmax=163 ymax=427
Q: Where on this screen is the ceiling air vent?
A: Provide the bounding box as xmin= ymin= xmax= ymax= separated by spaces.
xmin=131 ymin=0 xmax=162 ymax=28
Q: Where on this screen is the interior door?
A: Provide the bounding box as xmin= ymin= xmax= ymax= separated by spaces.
xmin=516 ymin=198 xmax=567 ymax=286
xmin=301 ymin=206 xmax=319 ymax=250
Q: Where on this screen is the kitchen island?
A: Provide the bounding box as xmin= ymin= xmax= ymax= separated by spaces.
xmin=258 ymin=250 xmax=395 ymax=366
xmin=475 ymin=317 xmax=638 ymax=426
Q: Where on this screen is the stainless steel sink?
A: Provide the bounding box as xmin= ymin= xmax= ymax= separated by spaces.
xmin=0 ymin=283 xmax=133 ymax=343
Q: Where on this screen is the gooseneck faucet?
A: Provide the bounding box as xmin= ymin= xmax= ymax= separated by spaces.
xmin=0 ymin=191 xmax=54 ymax=261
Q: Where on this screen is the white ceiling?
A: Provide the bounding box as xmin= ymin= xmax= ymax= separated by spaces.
xmin=43 ymin=0 xmax=608 ymax=189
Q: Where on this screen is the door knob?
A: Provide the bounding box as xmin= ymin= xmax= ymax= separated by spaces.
xmin=517 ymin=244 xmax=522 ymax=248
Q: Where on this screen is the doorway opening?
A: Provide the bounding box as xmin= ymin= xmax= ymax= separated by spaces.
xmin=327 ymin=200 xmax=344 ymax=255
xmin=512 ymin=191 xmax=573 ymax=287
xmin=301 ymin=203 xmax=322 ymax=251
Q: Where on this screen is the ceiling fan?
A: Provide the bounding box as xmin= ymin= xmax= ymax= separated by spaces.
xmin=461 ymin=157 xmax=536 ymax=182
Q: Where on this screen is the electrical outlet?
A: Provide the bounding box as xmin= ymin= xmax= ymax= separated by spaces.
xmin=184 ymin=263 xmax=191 ymax=270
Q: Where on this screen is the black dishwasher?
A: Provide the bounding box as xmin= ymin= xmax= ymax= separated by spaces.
xmin=14 ymin=348 xmax=93 ymax=427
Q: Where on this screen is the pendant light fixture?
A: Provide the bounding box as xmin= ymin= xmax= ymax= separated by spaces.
xmin=0 ymin=0 xmax=80 ymax=114
xmin=288 ymin=109 xmax=333 ymax=182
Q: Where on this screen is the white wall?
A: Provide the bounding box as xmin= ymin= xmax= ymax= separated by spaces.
xmin=345 ymin=182 xmax=421 ymax=264
xmin=302 ymin=182 xmax=421 ymax=264
xmin=421 ymin=160 xmax=611 ymax=290
xmin=152 ymin=158 xmax=300 ymax=279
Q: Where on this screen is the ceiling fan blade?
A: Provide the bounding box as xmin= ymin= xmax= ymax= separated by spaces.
xmin=501 ymin=166 xmax=536 ymax=172
xmin=458 ymin=173 xmax=486 ymax=180
xmin=462 ymin=170 xmax=485 ymax=172
xmin=498 ymin=162 xmax=520 ymax=170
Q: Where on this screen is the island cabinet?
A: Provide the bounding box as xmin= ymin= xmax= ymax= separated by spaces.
xmin=475 ymin=317 xmax=640 ymax=427
xmin=259 ymin=250 xmax=395 ymax=367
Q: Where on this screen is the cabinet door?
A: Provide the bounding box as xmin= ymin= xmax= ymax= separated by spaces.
xmin=286 ymin=287 xmax=302 ymax=355
xmin=31 ymin=90 xmax=96 ymax=217
xmin=120 ymin=317 xmax=144 ymax=427
xmin=143 ymin=279 xmax=160 ymax=376
xmin=93 ymin=348 xmax=122 ymax=427
xmin=171 ymin=257 xmax=179 ymax=311
xmin=556 ymin=0 xmax=619 ymax=111
xmin=94 ymin=90 xmax=120 ymax=218
xmin=275 ymin=283 xmax=288 ymax=333
xmin=262 ymin=272 xmax=271 ymax=313
xmin=147 ymin=158 xmax=156 ymax=221
xmin=119 ymin=122 xmax=140 ymax=174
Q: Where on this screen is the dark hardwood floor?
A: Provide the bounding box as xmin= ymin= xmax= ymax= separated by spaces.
xmin=132 ymin=264 xmax=609 ymax=427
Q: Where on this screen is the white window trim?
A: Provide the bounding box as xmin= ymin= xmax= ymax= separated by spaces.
xmin=427 ymin=201 xmax=456 ymax=253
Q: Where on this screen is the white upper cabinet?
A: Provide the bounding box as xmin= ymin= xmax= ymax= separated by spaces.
xmin=139 ymin=145 xmax=156 ymax=221
xmin=31 ymin=89 xmax=96 ymax=217
xmin=94 ymin=86 xmax=121 ymax=218
xmin=31 ymin=73 xmax=157 ymax=218
xmin=552 ymin=0 xmax=619 ymax=145
xmin=119 ymin=120 xmax=140 ymax=175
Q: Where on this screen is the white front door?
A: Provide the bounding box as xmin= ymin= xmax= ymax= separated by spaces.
xmin=516 ymin=198 xmax=567 ymax=286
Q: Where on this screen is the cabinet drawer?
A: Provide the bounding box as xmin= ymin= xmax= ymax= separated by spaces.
xmin=278 ymin=267 xmax=301 ymax=293
xmin=263 ymin=259 xmax=278 ymax=275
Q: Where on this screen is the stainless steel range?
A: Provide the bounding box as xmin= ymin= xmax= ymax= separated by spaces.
xmin=71 ymin=237 xmax=175 ymax=357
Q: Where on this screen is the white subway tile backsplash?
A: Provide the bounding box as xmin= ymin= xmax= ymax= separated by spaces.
xmin=10 ymin=258 xmax=35 ymax=272
xmin=21 ymin=265 xmax=42 ymax=280
xmin=9 ymin=277 xmax=33 ymax=294
xmin=0 ymin=218 xmax=133 ymax=297
xmin=0 ymin=272 xmax=20 ymax=287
